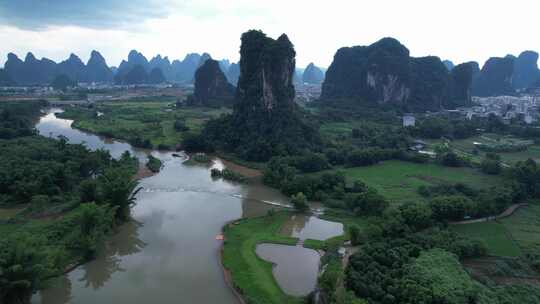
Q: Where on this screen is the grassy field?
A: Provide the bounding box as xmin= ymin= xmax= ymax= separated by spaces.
xmin=222 ymin=212 xmax=303 ymax=304
xmin=452 ymin=204 xmax=540 ymax=257
xmin=59 ymin=101 xmax=230 ymax=149
xmin=337 ymin=160 xmax=504 ymax=204
xmin=451 ymin=221 xmax=521 ymax=257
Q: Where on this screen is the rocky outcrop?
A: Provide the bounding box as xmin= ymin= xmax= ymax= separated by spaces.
xmin=409 ymin=56 xmax=450 ymax=111
xmin=202 ymin=30 xmax=319 ymax=161
xmin=512 ymin=51 xmax=539 ymax=90
xmin=235 ymin=31 xmax=297 ymax=113
xmin=321 ymin=38 xmax=474 ymax=111
xmin=447 ymin=62 xmax=474 ymax=108
xmin=302 ymin=63 xmax=324 ymax=84
xmin=190 ymin=59 xmax=235 ymax=106
xmin=86 ymin=50 xmax=113 ymax=83
xmin=322 ymin=38 xmax=411 ymax=105
xmin=472 ymin=57 xmax=516 ymax=97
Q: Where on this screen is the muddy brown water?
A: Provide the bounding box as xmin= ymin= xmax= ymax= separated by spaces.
xmin=31 ymin=109 xmax=338 ymax=303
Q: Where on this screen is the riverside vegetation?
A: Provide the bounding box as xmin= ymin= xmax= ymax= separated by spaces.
xmin=6 ymin=30 xmax=540 ymax=304
xmin=0 ymin=101 xmax=140 ymax=303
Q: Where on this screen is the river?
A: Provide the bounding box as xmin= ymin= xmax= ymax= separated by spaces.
xmin=31 ymin=109 xmax=289 ymax=304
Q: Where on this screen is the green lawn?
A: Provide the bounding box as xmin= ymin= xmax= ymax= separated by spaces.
xmin=451 ymin=221 xmax=521 ymax=257
xmin=59 ymin=101 xmax=230 ymax=149
xmin=339 ymin=160 xmax=503 ymax=204
xmin=222 ymin=212 xmax=303 ymax=304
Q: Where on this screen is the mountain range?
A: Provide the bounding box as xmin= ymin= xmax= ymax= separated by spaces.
xmin=0 ymin=50 xmax=236 ymax=86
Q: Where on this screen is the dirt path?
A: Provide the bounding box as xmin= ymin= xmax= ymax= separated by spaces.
xmin=450 ymin=203 xmax=529 ymax=225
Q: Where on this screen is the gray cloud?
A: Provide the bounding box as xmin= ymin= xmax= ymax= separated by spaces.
xmin=0 ymin=0 xmax=179 ymax=30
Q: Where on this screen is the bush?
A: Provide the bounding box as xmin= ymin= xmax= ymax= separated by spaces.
xmin=291 ymin=192 xmax=309 ymax=212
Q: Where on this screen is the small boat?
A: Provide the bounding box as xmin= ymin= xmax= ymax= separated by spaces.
xmin=215 ymin=234 xmax=224 ymax=241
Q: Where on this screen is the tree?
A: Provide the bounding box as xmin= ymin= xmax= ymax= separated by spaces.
xmin=429 ymin=195 xmax=474 ymax=221
xmin=75 ymin=203 xmax=115 ymax=259
xmin=98 ymin=168 xmax=141 ymax=222
xmin=291 ymin=192 xmax=309 ymax=212
xmin=0 ymin=235 xmax=50 ymax=304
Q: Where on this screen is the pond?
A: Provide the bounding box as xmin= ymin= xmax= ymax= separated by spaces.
xmin=255 ymin=243 xmax=320 ymax=296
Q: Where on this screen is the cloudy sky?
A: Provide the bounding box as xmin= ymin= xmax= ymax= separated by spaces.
xmin=0 ymin=0 xmax=538 ymax=69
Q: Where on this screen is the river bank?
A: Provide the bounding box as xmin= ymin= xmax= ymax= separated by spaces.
xmin=31 ymin=108 xmax=290 ymax=304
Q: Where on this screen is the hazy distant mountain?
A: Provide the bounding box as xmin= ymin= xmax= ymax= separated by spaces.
xmin=0 ymin=69 xmax=15 ymax=86
xmin=472 ymin=57 xmax=516 ymax=97
xmin=302 ymin=63 xmax=324 ymax=84
xmin=57 ymin=53 xmax=87 ymax=82
xmin=149 ymin=55 xmax=173 ymax=81
xmin=443 ymin=60 xmax=455 ymax=71
xmin=148 ymin=67 xmax=166 ymax=84
xmin=226 ymin=63 xmax=240 ymax=85
xmin=1 ymin=49 xmax=233 ymax=86
xmin=512 ymin=51 xmax=539 ymax=90
xmin=86 ymin=50 xmax=113 ymax=82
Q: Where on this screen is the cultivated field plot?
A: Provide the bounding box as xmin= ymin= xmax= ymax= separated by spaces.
xmin=453 ymin=204 xmax=540 ymax=258
xmin=340 ymin=160 xmax=503 ymax=204
xmin=451 ymin=221 xmax=521 ymax=257
xmin=500 ymin=204 xmax=540 ymax=253
xmin=442 ymin=134 xmax=540 ymax=164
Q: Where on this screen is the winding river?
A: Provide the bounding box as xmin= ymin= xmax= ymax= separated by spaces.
xmin=31 ymin=109 xmax=289 ymax=304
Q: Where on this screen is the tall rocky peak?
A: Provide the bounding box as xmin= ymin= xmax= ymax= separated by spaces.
xmin=226 ymin=63 xmax=240 ymax=85
xmin=409 ymin=56 xmax=449 ymax=110
xmin=235 ymin=30 xmax=296 ymax=113
xmin=322 ymin=38 xmax=471 ymax=111
xmin=302 ymin=63 xmax=324 ymax=84
xmin=512 ymin=51 xmax=539 ymax=90
xmin=472 ymin=57 xmax=516 ymax=97
xmin=448 ymin=62 xmax=474 ymax=107
xmin=24 ymin=52 xmax=37 ymax=63
xmin=87 ymin=50 xmax=113 ymax=82
xmin=190 ymin=59 xmax=235 ymax=106
xmin=202 ymin=30 xmax=319 ymax=161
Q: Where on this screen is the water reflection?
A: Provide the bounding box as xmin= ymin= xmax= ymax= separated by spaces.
xmin=39 ymin=276 xmax=72 ymax=304
xmin=32 ymin=109 xmax=291 ymax=304
xmin=256 ymin=244 xmax=320 ymax=296
xmin=280 ymin=215 xmax=344 ymax=241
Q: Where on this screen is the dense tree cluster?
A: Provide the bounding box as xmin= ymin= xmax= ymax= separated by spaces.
xmin=0 ymin=103 xmax=140 ymax=303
